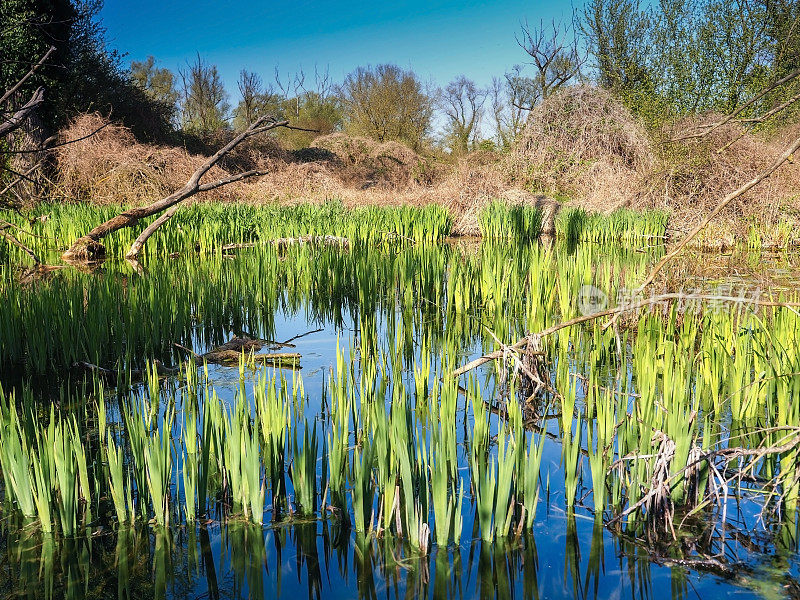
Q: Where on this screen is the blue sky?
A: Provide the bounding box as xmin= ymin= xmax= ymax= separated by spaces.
xmin=100 ymin=0 xmax=574 ymax=101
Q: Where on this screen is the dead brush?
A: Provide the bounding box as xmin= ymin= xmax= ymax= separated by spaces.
xmin=508 ymin=85 xmax=654 ymax=211
xmin=55 ymin=114 xmax=253 ymax=205
xmin=649 ymin=116 xmax=800 ymax=243
xmin=609 ymin=426 xmax=800 ymax=540
xmin=311 ymin=133 xmax=436 ymax=189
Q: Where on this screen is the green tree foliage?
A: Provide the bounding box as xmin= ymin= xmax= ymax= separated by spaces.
xmin=0 ymin=0 xmax=74 ymax=129
xmin=580 ymin=0 xmax=792 ymax=120
xmin=180 ymin=54 xmax=230 ymax=135
xmin=131 ymin=56 xmax=179 ymax=122
xmin=339 ymin=64 xmax=433 ymax=151
xmin=231 ymin=68 xmax=342 ymax=148
xmin=764 ymin=0 xmax=800 ymax=78
xmin=0 ymin=0 xmax=174 ymax=139
xmin=580 ymin=0 xmax=655 ymax=114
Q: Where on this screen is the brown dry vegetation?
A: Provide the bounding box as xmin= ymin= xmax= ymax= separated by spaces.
xmin=509 ymin=85 xmax=800 ymax=246
xmin=52 ymin=89 xmax=800 ymax=247
xmin=509 ymin=85 xmax=655 ymax=212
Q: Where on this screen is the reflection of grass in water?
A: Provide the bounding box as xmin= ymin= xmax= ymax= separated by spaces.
xmin=2 ymin=234 xmax=800 ymax=596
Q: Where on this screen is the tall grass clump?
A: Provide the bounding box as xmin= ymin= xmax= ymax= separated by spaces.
xmin=478 ymin=201 xmax=543 ymax=241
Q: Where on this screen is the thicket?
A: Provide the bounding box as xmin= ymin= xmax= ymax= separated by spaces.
xmin=580 ymin=0 xmax=800 ymax=125
xmin=0 ymin=0 xmax=175 ymax=140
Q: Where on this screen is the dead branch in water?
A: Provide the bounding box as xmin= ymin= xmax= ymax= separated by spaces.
xmin=450 ymin=294 xmax=800 ymax=378
xmin=62 ymin=115 xmax=294 ymax=262
xmin=0 ymin=225 xmax=39 ymax=263
xmin=174 ymin=336 xmax=302 ymax=368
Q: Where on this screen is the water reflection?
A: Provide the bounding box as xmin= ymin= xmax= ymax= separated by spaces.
xmin=4 ymin=511 xmax=797 ymax=599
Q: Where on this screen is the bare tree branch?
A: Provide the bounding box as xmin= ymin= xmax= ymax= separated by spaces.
xmin=62 ymin=116 xmax=291 ymax=261
xmin=450 ymin=293 xmax=800 ymax=378
xmin=0 ymin=46 xmax=55 ymax=105
xmin=671 ymin=67 xmax=800 ymax=142
xmin=632 ymin=132 xmax=800 ymax=293
xmin=0 ymin=87 xmax=45 ymax=137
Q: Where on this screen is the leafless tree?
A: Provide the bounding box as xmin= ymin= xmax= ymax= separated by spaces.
xmin=179 ymin=54 xmax=230 ymax=134
xmin=490 ymin=73 xmax=529 ymax=149
xmin=439 ymin=76 xmax=487 ymax=154
xmin=512 ymin=19 xmax=584 ymax=109
xmin=236 ymin=69 xmax=264 ymax=126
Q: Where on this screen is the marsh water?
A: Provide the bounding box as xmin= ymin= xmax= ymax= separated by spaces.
xmin=2 ymin=239 xmax=800 ymax=600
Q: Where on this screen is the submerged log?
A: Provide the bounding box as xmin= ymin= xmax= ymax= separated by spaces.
xmin=175 ymin=335 xmax=302 ymax=369
xmin=197 ymin=349 xmax=301 ymax=368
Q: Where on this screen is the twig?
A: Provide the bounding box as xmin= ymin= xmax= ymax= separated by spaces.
xmin=450 ymin=294 xmax=800 ymax=378
xmin=280 ymin=328 xmax=324 ymax=345
xmin=0 ymin=46 xmax=55 ymax=105
xmin=3 ymin=121 xmax=110 ymax=154
xmin=630 ymin=132 xmax=800 ymax=295
xmin=670 ymin=68 xmax=800 ymax=142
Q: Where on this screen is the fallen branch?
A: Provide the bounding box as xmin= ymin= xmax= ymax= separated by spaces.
xmin=0 ymin=87 xmax=44 ymax=138
xmin=450 ymin=294 xmax=800 ymax=378
xmin=62 ymin=115 xmax=291 ymax=262
xmin=632 ymin=132 xmax=800 ymax=294
xmin=272 ymin=235 xmax=349 ymax=250
xmin=0 ymin=227 xmax=39 ymax=263
xmin=221 ymin=236 xmax=350 ymax=253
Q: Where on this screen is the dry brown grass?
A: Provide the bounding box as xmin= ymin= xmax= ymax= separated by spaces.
xmin=52 ymin=104 xmax=800 ymax=248
xmin=309 ymin=133 xmax=440 ymax=189
xmin=508 ymin=85 xmax=800 ymax=245
xmin=509 ymin=85 xmax=654 ymax=212
xmin=55 ymin=114 xmax=247 ymax=204
xmin=643 ymin=116 xmax=800 ymax=245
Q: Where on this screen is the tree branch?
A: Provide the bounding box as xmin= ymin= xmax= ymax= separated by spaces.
xmin=62 ymin=116 xmax=290 ymax=261
xmin=450 ymin=294 xmax=800 ymax=378
xmin=0 ymin=87 xmax=45 ymax=137
xmin=0 ymin=46 xmax=55 ymax=105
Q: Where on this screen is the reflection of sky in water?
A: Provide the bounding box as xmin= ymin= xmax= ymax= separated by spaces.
xmin=5 ymin=246 xmax=800 ymax=599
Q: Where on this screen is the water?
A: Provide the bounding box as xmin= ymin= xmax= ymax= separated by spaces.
xmin=1 ymin=241 xmax=800 ymax=599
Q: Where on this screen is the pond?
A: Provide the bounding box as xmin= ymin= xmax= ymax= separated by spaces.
xmin=1 ymin=235 xmax=799 ymax=599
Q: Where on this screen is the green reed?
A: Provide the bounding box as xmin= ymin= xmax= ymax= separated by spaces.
xmin=479 ymin=201 xmax=543 ymax=241
xmin=2 ymin=221 xmax=800 ymax=559
xmin=555 ymin=207 xmax=669 ymax=243
xmin=0 ymin=200 xmax=453 ymax=264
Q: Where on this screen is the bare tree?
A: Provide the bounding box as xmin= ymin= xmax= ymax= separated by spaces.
xmin=511 ymin=20 xmax=584 ymax=110
xmin=236 ymin=69 xmax=264 ymax=126
xmin=270 ymin=65 xmax=342 ymax=147
xmin=490 ymin=73 xmax=529 ymax=149
xmin=439 ymin=76 xmax=487 ymax=154
xmin=180 ymin=54 xmax=230 ymax=134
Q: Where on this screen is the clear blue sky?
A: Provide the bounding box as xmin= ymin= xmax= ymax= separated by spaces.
xmin=100 ymin=0 xmax=575 ymax=101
